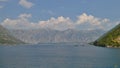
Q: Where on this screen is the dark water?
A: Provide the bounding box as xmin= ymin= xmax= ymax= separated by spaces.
xmin=0 ymin=43 xmax=120 ymax=68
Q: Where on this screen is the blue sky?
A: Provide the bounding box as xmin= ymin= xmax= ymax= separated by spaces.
xmin=0 ymin=0 xmax=120 ymax=30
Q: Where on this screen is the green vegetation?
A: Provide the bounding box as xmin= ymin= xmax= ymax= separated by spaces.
xmin=0 ymin=25 xmax=24 ymax=45
xmin=93 ymin=24 xmax=120 ymax=48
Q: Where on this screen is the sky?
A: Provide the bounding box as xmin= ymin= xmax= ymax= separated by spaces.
xmin=0 ymin=0 xmax=120 ymax=30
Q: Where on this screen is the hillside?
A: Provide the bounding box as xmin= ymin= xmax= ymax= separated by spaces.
xmin=93 ymin=24 xmax=120 ymax=48
xmin=10 ymin=29 xmax=105 ymax=44
xmin=0 ymin=25 xmax=24 ymax=45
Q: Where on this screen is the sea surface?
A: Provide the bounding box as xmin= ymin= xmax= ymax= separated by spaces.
xmin=0 ymin=43 xmax=120 ymax=68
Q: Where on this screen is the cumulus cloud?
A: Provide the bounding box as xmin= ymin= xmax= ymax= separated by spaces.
xmin=18 ymin=13 xmax=32 ymax=18
xmin=38 ymin=16 xmax=74 ymax=30
xmin=1 ymin=14 xmax=74 ymax=30
xmin=19 ymin=0 xmax=34 ymax=9
xmin=76 ymin=13 xmax=109 ymax=25
xmin=75 ymin=13 xmax=111 ymax=30
xmin=1 ymin=13 xmax=118 ymax=30
xmin=1 ymin=13 xmax=37 ymax=29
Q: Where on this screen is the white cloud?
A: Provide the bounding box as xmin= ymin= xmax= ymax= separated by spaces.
xmin=75 ymin=13 xmax=111 ymax=30
xmin=1 ymin=13 xmax=74 ymax=30
xmin=76 ymin=13 xmax=109 ymax=25
xmin=18 ymin=13 xmax=32 ymax=18
xmin=38 ymin=16 xmax=74 ymax=30
xmin=1 ymin=14 xmax=74 ymax=30
xmin=19 ymin=0 xmax=34 ymax=9
xmin=1 ymin=13 xmax=118 ymax=30
xmin=1 ymin=13 xmax=36 ymax=29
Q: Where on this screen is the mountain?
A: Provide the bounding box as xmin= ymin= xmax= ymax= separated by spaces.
xmin=10 ymin=28 xmax=105 ymax=44
xmin=93 ymin=24 xmax=120 ymax=48
xmin=0 ymin=25 xmax=24 ymax=45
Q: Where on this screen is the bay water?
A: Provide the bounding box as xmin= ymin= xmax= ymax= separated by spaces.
xmin=0 ymin=43 xmax=120 ymax=68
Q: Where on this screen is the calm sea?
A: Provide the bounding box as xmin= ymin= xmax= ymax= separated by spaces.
xmin=0 ymin=43 xmax=120 ymax=68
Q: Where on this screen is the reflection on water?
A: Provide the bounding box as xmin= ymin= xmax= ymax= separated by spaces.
xmin=0 ymin=43 xmax=120 ymax=68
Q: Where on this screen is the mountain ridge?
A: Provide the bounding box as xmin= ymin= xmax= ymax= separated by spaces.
xmin=93 ymin=24 xmax=120 ymax=48
xmin=10 ymin=28 xmax=105 ymax=44
xmin=0 ymin=25 xmax=24 ymax=45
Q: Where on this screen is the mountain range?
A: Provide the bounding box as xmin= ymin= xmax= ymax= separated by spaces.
xmin=93 ymin=24 xmax=120 ymax=48
xmin=10 ymin=28 xmax=105 ymax=44
xmin=0 ymin=25 xmax=24 ymax=45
